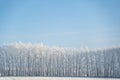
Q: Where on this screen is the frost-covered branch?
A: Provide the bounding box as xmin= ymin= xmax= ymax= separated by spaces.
xmin=0 ymin=43 xmax=120 ymax=77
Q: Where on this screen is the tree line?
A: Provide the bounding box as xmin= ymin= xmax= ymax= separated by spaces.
xmin=0 ymin=43 xmax=120 ymax=77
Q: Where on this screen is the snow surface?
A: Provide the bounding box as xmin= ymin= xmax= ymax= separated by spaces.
xmin=0 ymin=77 xmax=119 ymax=80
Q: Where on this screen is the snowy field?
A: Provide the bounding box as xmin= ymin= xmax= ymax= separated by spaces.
xmin=0 ymin=77 xmax=119 ymax=80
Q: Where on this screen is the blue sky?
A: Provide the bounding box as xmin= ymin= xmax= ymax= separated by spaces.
xmin=0 ymin=0 xmax=120 ymax=48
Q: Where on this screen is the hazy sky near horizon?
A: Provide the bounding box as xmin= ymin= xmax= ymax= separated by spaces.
xmin=0 ymin=0 xmax=120 ymax=48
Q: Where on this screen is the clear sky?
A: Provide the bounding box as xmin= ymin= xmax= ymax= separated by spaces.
xmin=0 ymin=0 xmax=120 ymax=48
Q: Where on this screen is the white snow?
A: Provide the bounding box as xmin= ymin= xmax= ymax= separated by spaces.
xmin=0 ymin=77 xmax=119 ymax=80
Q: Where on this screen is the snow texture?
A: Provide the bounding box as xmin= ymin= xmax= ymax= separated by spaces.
xmin=0 ymin=42 xmax=120 ymax=77
xmin=0 ymin=77 xmax=119 ymax=80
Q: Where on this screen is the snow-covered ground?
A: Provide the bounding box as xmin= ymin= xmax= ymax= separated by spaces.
xmin=0 ymin=77 xmax=119 ymax=80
